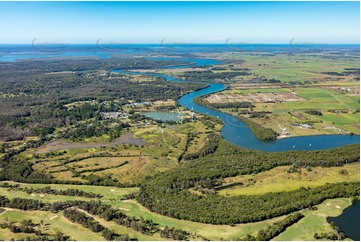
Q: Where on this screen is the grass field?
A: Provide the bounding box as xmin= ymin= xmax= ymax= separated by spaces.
xmin=0 ymin=182 xmax=278 ymax=240
xmin=201 ymin=51 xmax=360 ymax=137
xmin=29 ymin=119 xmax=222 ymax=184
xmin=219 ymin=53 xmax=359 ymax=83
xmin=0 ymin=209 xmax=105 ymax=241
xmin=274 ymin=198 xmax=353 ymax=241
xmin=0 ymin=176 xmax=358 ymax=241
xmin=107 ymin=199 xmax=285 ymax=240
xmin=218 ymin=163 xmax=360 ymax=196
xmin=276 ymin=87 xmax=360 ymax=111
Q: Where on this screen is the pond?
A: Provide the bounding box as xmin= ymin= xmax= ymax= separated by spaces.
xmin=142 ymin=112 xmax=182 ymax=122
xmin=327 ymin=200 xmax=360 ymax=241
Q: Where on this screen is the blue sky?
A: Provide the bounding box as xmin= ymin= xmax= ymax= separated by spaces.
xmin=0 ymin=1 xmax=359 ymax=44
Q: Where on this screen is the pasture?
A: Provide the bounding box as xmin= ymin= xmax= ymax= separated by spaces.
xmin=217 ymin=163 xmax=360 ymax=196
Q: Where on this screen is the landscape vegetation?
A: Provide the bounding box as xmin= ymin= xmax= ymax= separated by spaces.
xmin=0 ymin=44 xmax=359 ymax=241
xmin=0 ymin=0 xmax=360 ymax=240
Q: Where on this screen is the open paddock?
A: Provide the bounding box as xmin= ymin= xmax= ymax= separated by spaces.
xmin=217 ymin=163 xmax=360 ymax=197
xmin=68 ymin=157 xmax=133 ymax=172
xmin=206 ymin=87 xmax=305 ymax=104
xmin=82 ymin=156 xmax=151 ymax=183
xmin=36 ymin=133 xmax=145 ymax=154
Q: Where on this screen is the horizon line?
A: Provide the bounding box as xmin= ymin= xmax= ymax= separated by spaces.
xmin=0 ymin=43 xmax=360 ymax=45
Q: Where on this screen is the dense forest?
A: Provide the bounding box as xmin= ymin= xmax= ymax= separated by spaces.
xmin=0 ymin=57 xmax=206 ymax=141
xmin=138 ymin=140 xmax=360 ymax=224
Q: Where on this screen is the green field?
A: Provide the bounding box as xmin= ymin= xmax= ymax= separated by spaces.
xmin=0 ymin=182 xmax=275 ymax=240
xmin=0 ymin=209 xmax=105 ymax=241
xmin=216 ymin=84 xmax=360 ymax=136
xmin=274 ymin=198 xmax=353 ymax=241
xmin=218 ymin=163 xmax=360 ymax=196
xmin=220 ymin=53 xmax=359 ymax=83
xmin=0 ymin=181 xmax=354 ymax=241
xmin=273 ymin=87 xmax=359 ymax=112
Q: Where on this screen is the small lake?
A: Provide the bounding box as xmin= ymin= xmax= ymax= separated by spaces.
xmin=142 ymin=112 xmax=181 ymax=122
xmin=327 ymin=200 xmax=360 ymax=241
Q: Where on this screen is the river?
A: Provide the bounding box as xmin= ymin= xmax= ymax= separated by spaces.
xmin=114 ymin=57 xmax=360 ymax=152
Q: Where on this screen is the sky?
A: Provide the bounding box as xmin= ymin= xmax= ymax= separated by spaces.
xmin=0 ymin=1 xmax=359 ymax=44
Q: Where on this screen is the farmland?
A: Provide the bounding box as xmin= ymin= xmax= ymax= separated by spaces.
xmin=202 ymin=84 xmax=359 ymax=137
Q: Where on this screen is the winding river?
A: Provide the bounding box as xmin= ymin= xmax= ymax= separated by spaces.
xmin=114 ymin=58 xmax=360 ymax=152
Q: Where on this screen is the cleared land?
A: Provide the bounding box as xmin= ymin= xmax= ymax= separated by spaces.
xmin=0 ymin=181 xmax=354 ymax=241
xmin=274 ymin=198 xmax=353 ymax=241
xmin=28 ymin=120 xmax=220 ymax=184
xmin=196 ymin=52 xmax=360 ymax=137
xmin=217 ymin=163 xmax=360 ymax=196
xmin=207 ymin=85 xmax=359 ymax=136
xmin=0 ymin=209 xmax=105 ymax=241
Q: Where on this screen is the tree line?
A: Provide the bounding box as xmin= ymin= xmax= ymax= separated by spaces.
xmin=63 ymin=208 xmax=132 ymax=240
xmin=0 ymin=196 xmax=195 ymax=240
xmin=0 ymin=183 xmax=103 ymax=198
xmin=238 ymin=116 xmax=278 ymax=140
xmin=241 ymin=212 xmax=304 ymax=240
xmin=183 ymin=133 xmax=220 ymax=160
xmin=138 ymin=141 xmax=360 ymax=224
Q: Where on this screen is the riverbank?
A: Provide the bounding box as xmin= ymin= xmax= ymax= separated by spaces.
xmin=119 ymin=59 xmax=360 ymax=151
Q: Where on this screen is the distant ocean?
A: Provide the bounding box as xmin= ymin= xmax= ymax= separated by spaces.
xmin=0 ymin=44 xmax=359 ymax=62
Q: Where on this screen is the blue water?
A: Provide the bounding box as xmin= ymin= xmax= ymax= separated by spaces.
xmin=113 ymin=57 xmax=359 ymax=152
xmin=327 ymin=201 xmax=360 ymax=241
xmin=0 ymin=51 xmax=115 ymax=62
xmin=2 ymin=44 xmax=359 ymax=151
xmin=1 ymin=44 xmax=358 ymax=62
xmin=177 ymin=82 xmax=360 ymax=152
xmin=142 ymin=112 xmax=181 ymax=122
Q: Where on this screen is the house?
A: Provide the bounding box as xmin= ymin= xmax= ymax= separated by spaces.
xmin=301 ymin=124 xmax=313 ymax=129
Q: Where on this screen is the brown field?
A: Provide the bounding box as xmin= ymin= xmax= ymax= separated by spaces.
xmin=186 ymin=133 xmax=207 ymax=153
xmin=68 ymin=157 xmax=133 ymax=172
xmin=206 ymin=92 xmax=305 ymax=104
xmin=229 ymin=83 xmax=283 ymax=89
xmin=328 ymin=85 xmax=360 ymax=96
xmin=82 ymin=156 xmax=151 ymax=183
xmin=36 ymin=133 xmax=145 ymax=154
xmin=52 ymin=171 xmax=85 ymax=182
xmin=33 ymin=160 xmax=61 ymax=170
